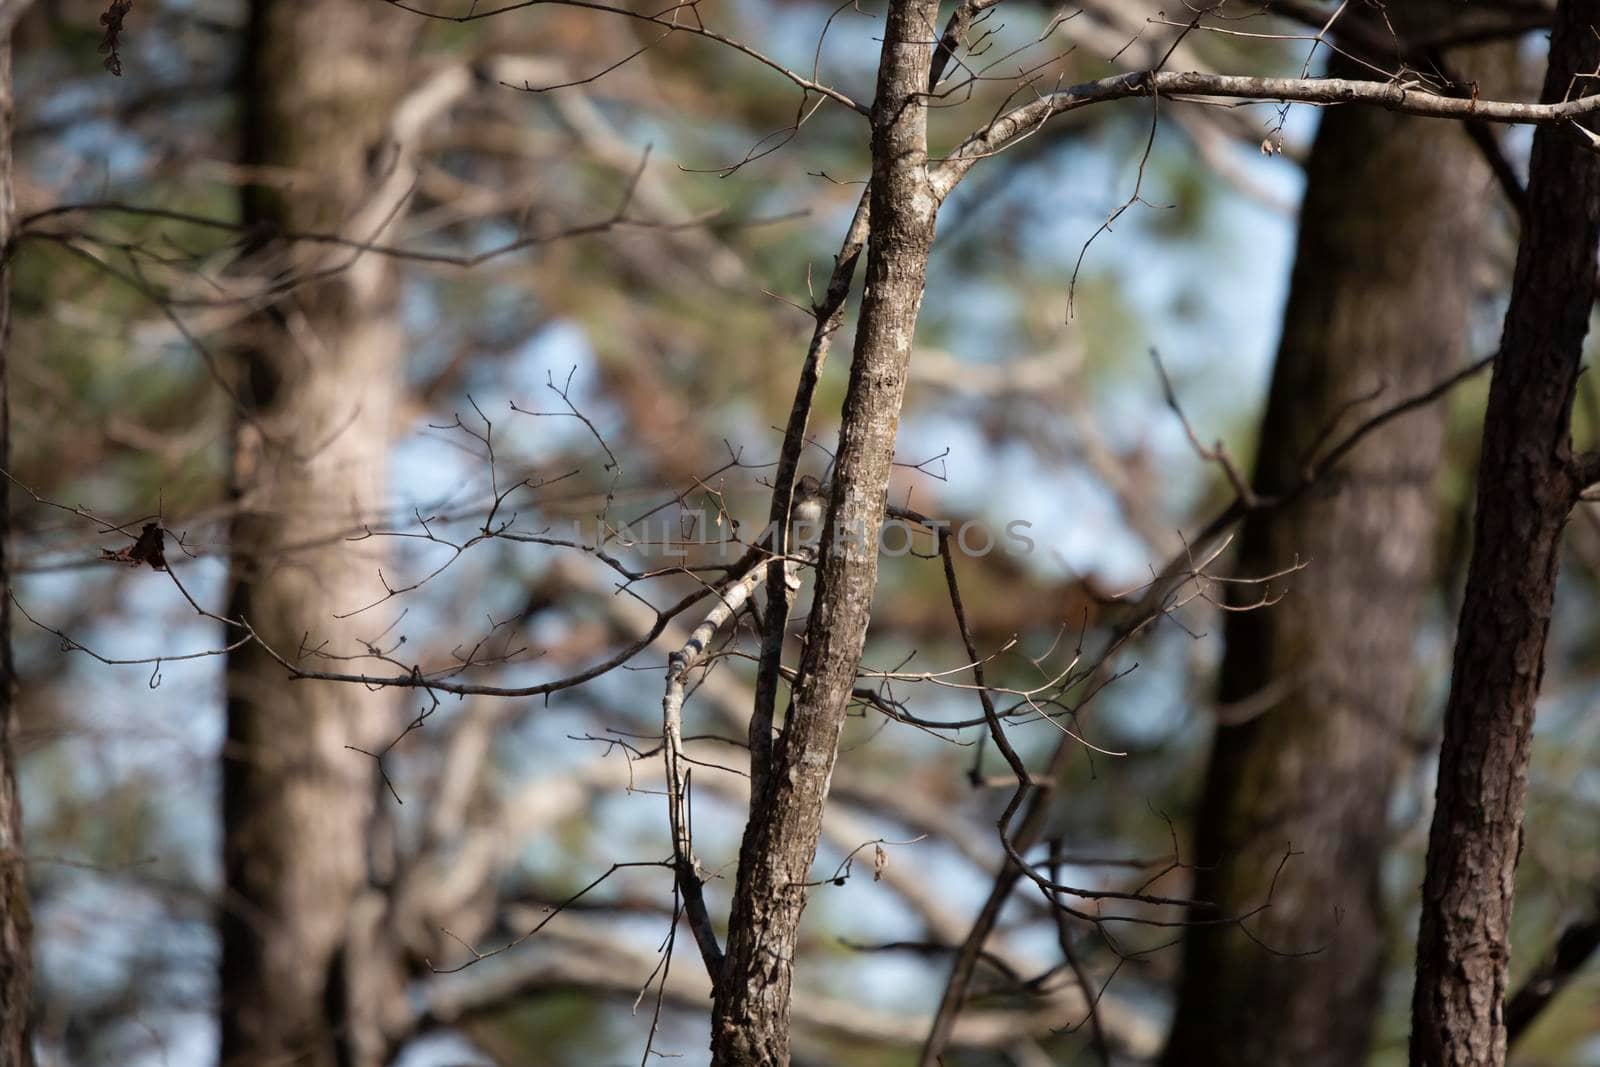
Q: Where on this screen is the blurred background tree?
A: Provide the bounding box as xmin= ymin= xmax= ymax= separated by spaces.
xmin=1163 ymin=11 xmax=1517 ymax=1066
xmin=2 ymin=1 xmax=1596 ymax=1066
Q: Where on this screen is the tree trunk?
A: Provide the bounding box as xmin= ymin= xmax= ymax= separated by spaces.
xmin=1411 ymin=3 xmax=1600 ymax=1064
xmin=708 ymin=2 xmax=940 ymax=1061
xmin=0 ymin=13 xmax=34 ymax=1066
xmin=220 ymin=3 xmax=416 ymax=1065
xmin=1160 ymin=38 xmax=1505 ymax=1067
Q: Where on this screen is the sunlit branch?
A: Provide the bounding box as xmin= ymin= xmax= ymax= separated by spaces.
xmin=933 ymin=69 xmax=1600 ymax=198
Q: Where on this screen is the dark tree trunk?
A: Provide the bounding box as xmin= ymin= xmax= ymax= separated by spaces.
xmin=1412 ymin=3 xmax=1600 ymax=1064
xmin=708 ymin=1 xmax=940 ymax=1060
xmin=1161 ymin=34 xmax=1505 ymax=1067
xmin=220 ymin=3 xmax=416 ymax=1065
xmin=0 ymin=17 xmax=34 ymax=1067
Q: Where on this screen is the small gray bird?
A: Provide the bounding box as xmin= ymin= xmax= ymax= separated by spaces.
xmin=790 ymin=474 xmax=827 ymax=546
xmin=724 ymin=476 xmax=829 ymax=582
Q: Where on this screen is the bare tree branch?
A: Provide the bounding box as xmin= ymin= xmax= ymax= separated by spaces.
xmin=933 ymin=68 xmax=1600 ymax=198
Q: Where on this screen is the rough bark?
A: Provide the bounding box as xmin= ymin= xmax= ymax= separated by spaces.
xmin=220 ymin=3 xmax=416 ymax=1065
xmin=1161 ymin=40 xmax=1503 ymax=1067
xmin=0 ymin=15 xmax=34 ymax=1067
xmin=1411 ymin=3 xmax=1600 ymax=1064
xmin=708 ymin=2 xmax=940 ymax=1061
